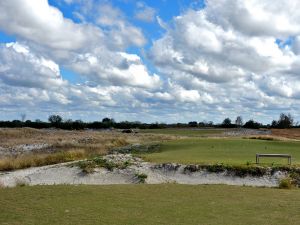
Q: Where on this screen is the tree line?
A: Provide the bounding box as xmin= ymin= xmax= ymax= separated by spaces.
xmin=0 ymin=113 xmax=296 ymax=130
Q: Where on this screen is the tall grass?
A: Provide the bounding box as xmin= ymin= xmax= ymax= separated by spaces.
xmin=0 ymin=150 xmax=85 ymax=171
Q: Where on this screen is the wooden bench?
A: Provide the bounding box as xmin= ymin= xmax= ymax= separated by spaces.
xmin=256 ymin=154 xmax=292 ymax=165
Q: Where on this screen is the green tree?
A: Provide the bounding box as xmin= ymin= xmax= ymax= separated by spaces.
xmin=48 ymin=115 xmax=63 ymax=125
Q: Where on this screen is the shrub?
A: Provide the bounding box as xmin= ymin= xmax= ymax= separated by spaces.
xmin=279 ymin=178 xmax=293 ymax=189
xmin=135 ymin=173 xmax=148 ymax=183
xmin=77 ymin=161 xmax=96 ymax=174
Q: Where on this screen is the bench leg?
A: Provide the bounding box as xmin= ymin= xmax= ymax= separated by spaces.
xmin=256 ymin=156 xmax=259 ymax=164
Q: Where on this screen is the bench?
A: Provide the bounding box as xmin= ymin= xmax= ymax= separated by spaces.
xmin=256 ymin=154 xmax=292 ymax=165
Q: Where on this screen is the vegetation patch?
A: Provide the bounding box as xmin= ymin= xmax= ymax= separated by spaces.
xmin=135 ymin=173 xmax=148 ymax=183
xmin=77 ymin=156 xmax=131 ymax=174
xmin=182 ymin=164 xmax=269 ymax=177
xmin=245 ymin=136 xmax=278 ymax=141
xmin=0 ymin=150 xmax=85 ymax=171
xmin=183 ymin=164 xmax=300 ymax=180
xmin=279 ymin=178 xmax=293 ymax=189
xmin=110 ymin=143 xmax=161 ymax=154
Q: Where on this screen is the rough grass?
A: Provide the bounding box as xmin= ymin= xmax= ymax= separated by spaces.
xmin=0 ymin=185 xmax=299 ymax=225
xmin=0 ymin=128 xmax=176 ymax=171
xmin=271 ymin=128 xmax=300 ymax=139
xmin=140 ymin=138 xmax=300 ymax=165
xmin=0 ymin=150 xmax=86 ymax=171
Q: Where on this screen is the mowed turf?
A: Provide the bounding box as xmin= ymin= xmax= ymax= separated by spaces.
xmin=141 ymin=138 xmax=300 ymax=165
xmin=0 ymin=185 xmax=299 ymax=225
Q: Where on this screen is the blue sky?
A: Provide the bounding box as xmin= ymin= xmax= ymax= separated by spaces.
xmin=0 ymin=0 xmax=300 ymax=124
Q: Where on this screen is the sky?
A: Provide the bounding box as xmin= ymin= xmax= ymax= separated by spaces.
xmin=0 ymin=0 xmax=300 ymax=124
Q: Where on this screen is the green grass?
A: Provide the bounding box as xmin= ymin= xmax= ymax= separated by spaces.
xmin=0 ymin=185 xmax=299 ymax=225
xmin=140 ymin=128 xmax=224 ymax=137
xmin=140 ymin=138 xmax=300 ymax=165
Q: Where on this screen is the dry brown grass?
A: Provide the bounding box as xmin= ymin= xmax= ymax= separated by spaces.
xmin=0 ymin=128 xmax=176 ymax=171
xmin=0 ymin=149 xmax=86 ymax=171
xmin=271 ymin=129 xmax=300 ymax=140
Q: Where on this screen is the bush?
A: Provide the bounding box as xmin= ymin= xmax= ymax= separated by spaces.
xmin=279 ymin=178 xmax=293 ymax=189
xmin=135 ymin=173 xmax=148 ymax=183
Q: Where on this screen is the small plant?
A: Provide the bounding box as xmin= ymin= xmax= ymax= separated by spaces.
xmin=279 ymin=178 xmax=293 ymax=189
xmin=135 ymin=173 xmax=148 ymax=183
xmin=77 ymin=161 xmax=96 ymax=174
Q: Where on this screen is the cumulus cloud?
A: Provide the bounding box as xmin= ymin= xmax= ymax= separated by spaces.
xmin=0 ymin=42 xmax=66 ymax=89
xmin=149 ymin=2 xmax=300 ymax=122
xmin=0 ymin=0 xmax=103 ymax=50
xmin=205 ymin=0 xmax=300 ymax=38
xmin=2 ymin=0 xmax=300 ymax=123
xmin=69 ymin=50 xmax=161 ymax=89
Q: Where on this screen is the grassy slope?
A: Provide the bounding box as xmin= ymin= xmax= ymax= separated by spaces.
xmin=0 ymin=185 xmax=299 ymax=225
xmin=141 ymin=138 xmax=300 ymax=165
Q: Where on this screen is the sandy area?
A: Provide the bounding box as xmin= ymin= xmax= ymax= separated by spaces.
xmin=0 ymin=154 xmax=286 ymax=188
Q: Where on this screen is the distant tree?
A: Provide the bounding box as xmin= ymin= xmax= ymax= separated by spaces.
xmin=102 ymin=118 xmax=115 ymax=123
xmin=188 ymin=121 xmax=198 ymax=127
xmin=271 ymin=120 xmax=278 ymax=128
xmin=222 ymin=118 xmax=232 ymax=128
xmin=243 ymin=120 xmax=262 ymax=129
xmin=277 ymin=113 xmax=294 ymax=129
xmin=73 ymin=120 xmax=85 ymax=130
xmin=48 ymin=115 xmax=63 ymax=126
xmin=102 ymin=117 xmax=115 ymax=128
xmin=235 ymin=116 xmax=243 ymax=128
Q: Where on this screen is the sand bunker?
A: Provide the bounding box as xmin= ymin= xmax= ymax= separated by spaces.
xmin=0 ymin=154 xmax=287 ymax=188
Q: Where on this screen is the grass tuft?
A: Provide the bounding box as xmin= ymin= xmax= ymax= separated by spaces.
xmin=279 ymin=178 xmax=293 ymax=189
xmin=77 ymin=156 xmax=131 ymax=174
xmin=135 ymin=173 xmax=148 ymax=183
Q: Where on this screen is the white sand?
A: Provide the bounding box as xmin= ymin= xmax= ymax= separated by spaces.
xmin=0 ymin=154 xmax=286 ymax=187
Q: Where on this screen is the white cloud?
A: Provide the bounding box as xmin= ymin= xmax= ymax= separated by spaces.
xmin=135 ymin=3 xmax=156 ymax=22
xmin=69 ymin=50 xmax=161 ymax=89
xmin=205 ymin=0 xmax=300 ymax=38
xmin=148 ymin=2 xmax=300 ymax=122
xmin=0 ymin=42 xmax=66 ymax=89
xmin=2 ymin=0 xmax=300 ymax=123
xmin=0 ymin=0 xmax=103 ymax=50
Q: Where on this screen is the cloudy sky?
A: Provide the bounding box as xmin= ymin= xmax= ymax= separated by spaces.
xmin=0 ymin=0 xmax=300 ymax=124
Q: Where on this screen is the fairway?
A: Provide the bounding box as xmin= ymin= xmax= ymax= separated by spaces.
xmin=141 ymin=138 xmax=300 ymax=165
xmin=0 ymin=185 xmax=299 ymax=225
